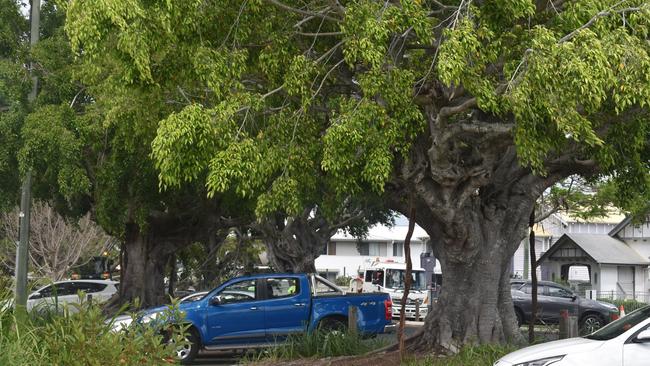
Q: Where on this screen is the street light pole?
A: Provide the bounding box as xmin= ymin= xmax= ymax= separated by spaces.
xmin=14 ymin=0 xmax=40 ymax=319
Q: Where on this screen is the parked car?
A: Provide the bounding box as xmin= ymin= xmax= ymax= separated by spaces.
xmin=511 ymin=280 xmax=619 ymax=333
xmin=130 ymin=273 xmax=395 ymax=364
xmin=495 ymin=305 xmax=650 ymax=366
xmin=4 ymin=280 xmax=117 ymax=314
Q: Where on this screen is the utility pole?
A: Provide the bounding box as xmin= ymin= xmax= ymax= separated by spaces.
xmin=14 ymin=0 xmax=40 ymax=320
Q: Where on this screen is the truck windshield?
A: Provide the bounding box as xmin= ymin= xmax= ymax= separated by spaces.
xmin=385 ymin=269 xmax=427 ymax=291
xmin=584 ymin=305 xmax=650 ymax=341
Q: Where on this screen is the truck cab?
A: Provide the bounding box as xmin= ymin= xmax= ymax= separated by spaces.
xmin=361 ymin=260 xmax=439 ymax=319
xmin=137 ymin=273 xmax=394 ymax=364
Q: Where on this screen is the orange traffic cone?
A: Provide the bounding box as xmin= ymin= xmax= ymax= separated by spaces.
xmin=619 ymin=304 xmax=626 ymax=317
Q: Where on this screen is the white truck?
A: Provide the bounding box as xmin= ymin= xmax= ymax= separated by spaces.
xmin=357 ymin=260 xmax=434 ymax=320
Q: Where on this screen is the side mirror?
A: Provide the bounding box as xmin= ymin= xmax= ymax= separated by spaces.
xmin=635 ymin=329 xmax=650 ymax=343
xmin=209 ymin=296 xmax=221 ymax=306
xmin=571 ymin=295 xmax=578 ymax=302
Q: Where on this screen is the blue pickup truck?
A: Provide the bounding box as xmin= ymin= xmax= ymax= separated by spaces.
xmin=140 ymin=273 xmax=395 ymax=363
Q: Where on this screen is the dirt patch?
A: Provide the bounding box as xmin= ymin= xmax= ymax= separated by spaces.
xmin=251 ymin=350 xmax=430 ymax=366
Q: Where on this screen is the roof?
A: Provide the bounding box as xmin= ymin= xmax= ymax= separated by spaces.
xmin=539 ymin=233 xmax=650 ymax=265
xmin=331 ymin=223 xmax=429 ymax=242
xmin=608 ymin=216 xmax=632 ymax=237
xmin=555 ymin=211 xmax=626 ymax=225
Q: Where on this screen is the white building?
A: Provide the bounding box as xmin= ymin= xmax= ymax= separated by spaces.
xmin=315 ymin=222 xmax=442 ymax=281
xmin=538 ymin=216 xmax=650 ymax=302
xmin=510 ymin=212 xmax=625 ymax=280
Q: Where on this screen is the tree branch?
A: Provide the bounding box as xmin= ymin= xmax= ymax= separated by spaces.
xmin=265 ymin=0 xmax=342 ymax=23
xmin=558 ymin=4 xmax=648 ymax=43
xmin=438 ymin=97 xmax=477 ymax=119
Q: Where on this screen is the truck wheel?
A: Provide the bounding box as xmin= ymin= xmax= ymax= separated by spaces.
xmin=177 ymin=328 xmax=200 ymax=365
xmin=318 ymin=317 xmax=347 ymax=334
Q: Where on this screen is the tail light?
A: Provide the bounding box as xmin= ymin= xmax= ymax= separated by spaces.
xmin=611 ymin=313 xmax=619 ymax=321
xmin=384 ymin=299 xmax=392 ymax=320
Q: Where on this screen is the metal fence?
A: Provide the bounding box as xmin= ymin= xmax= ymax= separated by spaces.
xmin=595 ymin=291 xmax=649 ymax=312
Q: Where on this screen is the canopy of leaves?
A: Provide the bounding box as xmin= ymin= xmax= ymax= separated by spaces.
xmin=62 ymin=0 xmax=650 ymax=219
xmin=0 ymin=0 xmax=29 ymax=210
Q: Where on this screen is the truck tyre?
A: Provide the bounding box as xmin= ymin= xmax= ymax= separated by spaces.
xmin=178 ymin=327 xmax=200 ymax=364
xmin=318 ymin=317 xmax=347 ymax=333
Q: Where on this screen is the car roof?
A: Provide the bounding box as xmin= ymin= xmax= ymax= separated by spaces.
xmin=511 ymin=280 xmax=570 ymax=287
xmin=54 ymin=279 xmax=119 ymax=285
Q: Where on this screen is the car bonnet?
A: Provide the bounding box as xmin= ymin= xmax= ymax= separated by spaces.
xmin=497 ymin=337 xmax=604 ymax=364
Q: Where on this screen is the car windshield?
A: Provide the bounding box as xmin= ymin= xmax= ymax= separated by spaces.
xmin=181 ymin=293 xmax=206 ymax=303
xmin=584 ymin=305 xmax=650 ymax=341
xmin=385 ymin=269 xmax=427 ymax=291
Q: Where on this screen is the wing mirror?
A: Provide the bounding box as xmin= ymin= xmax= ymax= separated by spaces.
xmin=209 ymin=296 xmax=222 ymax=306
xmin=571 ymin=295 xmax=578 ymax=302
xmin=635 ymin=329 xmax=650 ymax=342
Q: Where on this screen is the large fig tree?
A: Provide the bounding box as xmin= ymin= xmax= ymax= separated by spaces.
xmin=65 ymin=0 xmax=650 ymax=351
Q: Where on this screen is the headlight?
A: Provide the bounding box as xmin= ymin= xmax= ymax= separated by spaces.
xmin=596 ymin=301 xmax=618 ymax=311
xmin=514 ymin=355 xmax=564 ymax=366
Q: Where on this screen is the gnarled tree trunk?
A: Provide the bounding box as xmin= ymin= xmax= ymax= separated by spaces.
xmin=259 ymin=211 xmax=329 ymax=273
xmin=257 ymin=207 xmax=366 ymax=273
xmin=115 ymin=209 xmax=224 ymax=309
xmin=411 ymin=200 xmax=531 ymax=350
xmin=389 ymin=118 xmax=589 ymax=351
xmin=120 ymin=222 xmax=179 ymax=308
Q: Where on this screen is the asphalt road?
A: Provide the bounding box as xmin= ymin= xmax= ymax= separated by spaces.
xmin=187 ymin=321 xmax=423 ymax=366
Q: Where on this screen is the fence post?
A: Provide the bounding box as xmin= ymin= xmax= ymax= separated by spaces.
xmin=559 ymin=309 xmax=578 ymax=339
xmin=415 ymin=301 xmax=420 ymax=321
xmin=348 ymin=305 xmax=358 ymax=334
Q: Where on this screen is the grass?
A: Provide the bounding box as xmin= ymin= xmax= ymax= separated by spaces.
xmin=404 ymin=344 xmax=518 ymax=366
xmin=247 ymin=330 xmax=388 ymax=362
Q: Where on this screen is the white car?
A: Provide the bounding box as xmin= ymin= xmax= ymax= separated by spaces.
xmin=27 ymin=280 xmax=118 ymax=312
xmin=495 ymin=305 xmax=650 ymax=366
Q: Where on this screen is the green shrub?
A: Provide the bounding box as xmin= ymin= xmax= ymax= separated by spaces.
xmin=250 ymin=330 xmax=386 ymax=361
xmin=335 ymin=276 xmax=352 ymax=287
xmin=597 ymin=298 xmax=647 ymax=313
xmin=0 ymin=289 xmax=186 ymax=366
xmin=406 ymin=344 xmax=517 ymax=366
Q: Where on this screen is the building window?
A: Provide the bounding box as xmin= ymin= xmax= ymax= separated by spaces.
xmin=358 ymin=242 xmax=369 ymax=255
xmin=358 ymin=242 xmax=380 ymax=256
xmin=327 ymin=242 xmax=336 ymax=255
xmin=393 ymin=242 xmax=403 ymax=257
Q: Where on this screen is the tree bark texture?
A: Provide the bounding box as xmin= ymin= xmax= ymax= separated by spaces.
xmin=258 ymin=207 xmax=364 ymax=273
xmin=399 ymin=202 xmax=416 ymax=361
xmin=118 ymin=208 xmax=223 ymax=308
xmin=258 ymin=211 xmax=329 ymax=273
xmin=120 ymin=223 xmax=177 ymax=308
xmin=387 ymin=103 xmax=589 ymax=350
xmin=528 ymin=209 xmax=538 ymax=344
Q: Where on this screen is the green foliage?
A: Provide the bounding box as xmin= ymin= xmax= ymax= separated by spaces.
xmin=405 ymin=344 xmax=517 ymax=366
xmin=249 ymin=330 xmax=387 ymax=361
xmin=0 ymin=288 xmax=185 ymax=366
xmin=334 ymin=276 xmax=352 ymax=287
xmin=597 ymin=298 xmax=647 ymax=313
xmin=19 ymin=105 xmax=90 ymax=201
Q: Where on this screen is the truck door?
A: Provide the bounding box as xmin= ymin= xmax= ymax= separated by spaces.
xmin=263 ymin=276 xmax=310 ymax=340
xmin=205 ymin=279 xmax=266 ymax=345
